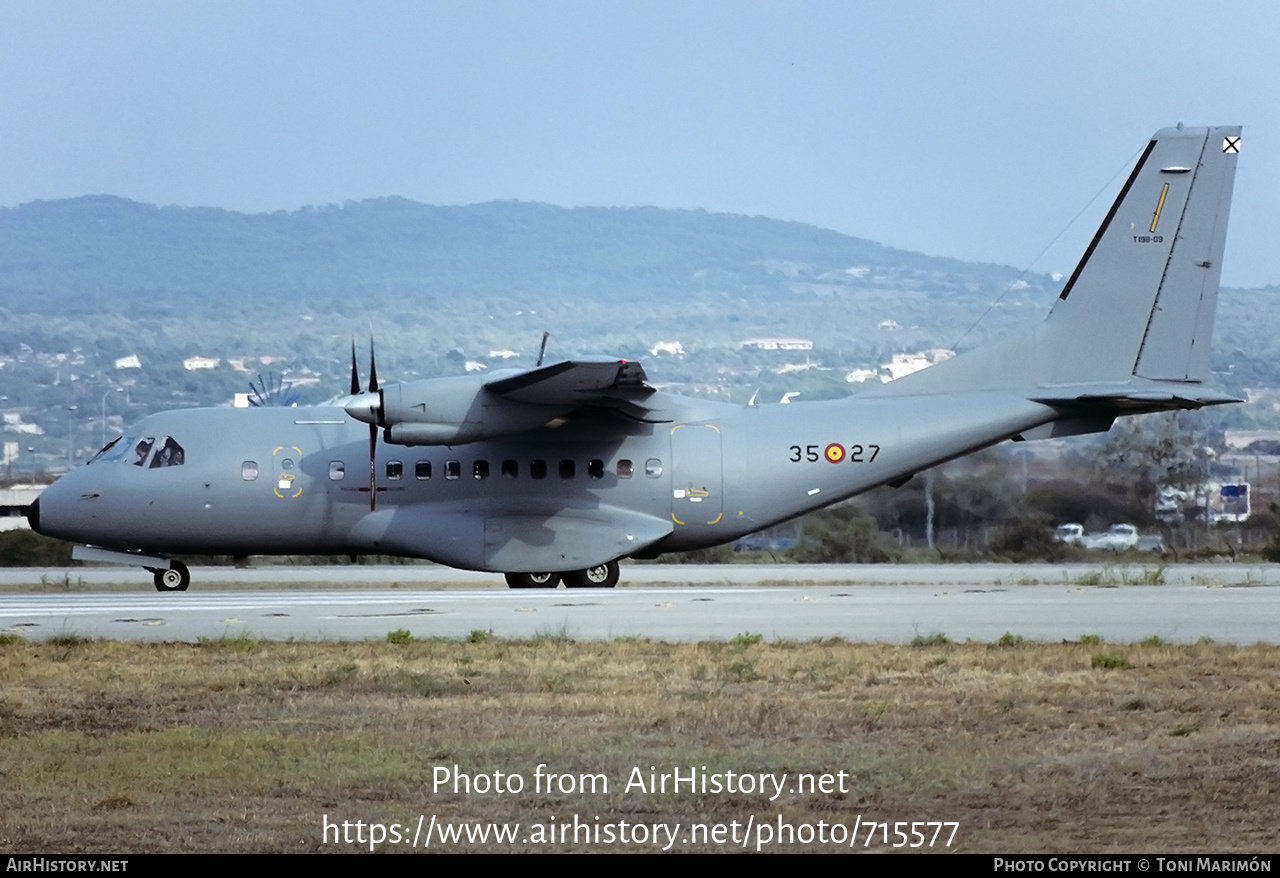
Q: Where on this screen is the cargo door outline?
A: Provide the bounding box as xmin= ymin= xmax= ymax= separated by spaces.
xmin=670 ymin=424 xmax=723 ymax=526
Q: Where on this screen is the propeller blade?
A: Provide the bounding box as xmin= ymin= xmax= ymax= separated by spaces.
xmin=536 ymin=331 xmax=550 ymax=367
xmin=349 ymin=340 xmax=360 ymax=396
xmin=369 ymin=422 xmax=378 ymax=512
xmin=367 ymin=337 xmax=379 ymax=511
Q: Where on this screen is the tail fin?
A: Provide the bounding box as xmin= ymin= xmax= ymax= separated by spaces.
xmin=875 ymin=125 xmax=1241 ymax=401
xmin=1045 ymin=124 xmax=1239 ymax=384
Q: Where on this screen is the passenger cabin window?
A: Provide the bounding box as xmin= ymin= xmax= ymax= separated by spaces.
xmin=445 ymin=460 xmax=461 ymax=480
xmin=617 ymin=459 xmax=633 ymax=479
xmin=588 ymin=459 xmax=604 ymax=479
xmin=646 ymin=458 xmax=663 ymax=478
xmin=386 ymin=460 xmax=403 ymax=480
xmin=415 ymin=460 xmax=432 ymax=480
xmin=501 ymin=460 xmax=518 ymax=478
xmin=473 ymin=460 xmax=489 ymax=480
xmin=530 ymin=460 xmax=547 ymax=480
xmin=242 ymin=461 xmax=259 ymax=481
xmin=559 ymin=459 xmax=576 ymax=479
xmin=329 ymin=461 xmax=345 ymax=480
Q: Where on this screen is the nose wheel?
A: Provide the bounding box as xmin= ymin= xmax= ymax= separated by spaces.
xmin=149 ymin=561 xmax=191 ymax=592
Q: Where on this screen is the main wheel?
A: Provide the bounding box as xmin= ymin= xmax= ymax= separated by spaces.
xmin=153 ymin=561 xmax=191 ymax=592
xmin=564 ymin=561 xmax=619 ymax=588
xmin=504 ymin=571 xmax=561 ymax=589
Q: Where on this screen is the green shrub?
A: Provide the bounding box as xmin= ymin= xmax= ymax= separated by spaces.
xmin=786 ymin=504 xmax=902 ymax=564
xmin=0 ymin=530 xmax=74 ymax=566
xmin=1091 ymin=653 xmax=1129 ymax=669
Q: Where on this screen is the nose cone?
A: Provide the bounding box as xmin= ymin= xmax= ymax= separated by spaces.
xmin=344 ymin=391 xmax=381 ymax=425
xmin=23 ymin=470 xmax=103 ymax=545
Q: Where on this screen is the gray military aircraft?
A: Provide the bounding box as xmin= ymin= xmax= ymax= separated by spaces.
xmin=28 ymin=124 xmax=1242 ymax=591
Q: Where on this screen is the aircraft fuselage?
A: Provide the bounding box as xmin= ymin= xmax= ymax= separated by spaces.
xmin=33 ymin=389 xmax=1057 ymax=574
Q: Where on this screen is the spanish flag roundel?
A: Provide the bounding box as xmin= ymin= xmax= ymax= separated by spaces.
xmin=824 ymin=443 xmax=845 ymax=463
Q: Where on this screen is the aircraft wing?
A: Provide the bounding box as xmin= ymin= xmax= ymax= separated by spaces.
xmin=484 ymin=357 xmax=653 ymax=405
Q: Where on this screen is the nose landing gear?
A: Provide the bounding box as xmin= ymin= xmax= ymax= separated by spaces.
xmin=146 ymin=561 xmax=191 ymax=592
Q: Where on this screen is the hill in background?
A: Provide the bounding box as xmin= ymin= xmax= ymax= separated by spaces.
xmin=0 ymin=196 xmax=1275 ymax=466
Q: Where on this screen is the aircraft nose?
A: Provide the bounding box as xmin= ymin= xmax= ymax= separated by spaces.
xmin=23 ymin=473 xmax=102 ymax=544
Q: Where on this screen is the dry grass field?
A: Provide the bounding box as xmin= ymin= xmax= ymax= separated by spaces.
xmin=1 ymin=632 xmax=1278 ymax=853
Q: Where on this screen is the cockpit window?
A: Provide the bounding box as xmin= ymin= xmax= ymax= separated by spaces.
xmin=131 ymin=437 xmax=155 ymax=466
xmin=89 ymin=436 xmax=128 ymax=464
xmin=148 ymin=437 xmax=185 ymax=468
xmin=90 ymin=434 xmax=185 ymax=468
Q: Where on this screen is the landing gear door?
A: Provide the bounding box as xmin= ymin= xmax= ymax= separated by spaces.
xmin=670 ymin=424 xmax=723 ymax=529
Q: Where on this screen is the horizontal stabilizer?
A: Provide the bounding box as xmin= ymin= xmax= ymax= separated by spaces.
xmin=1030 ymin=385 xmax=1242 ymax=412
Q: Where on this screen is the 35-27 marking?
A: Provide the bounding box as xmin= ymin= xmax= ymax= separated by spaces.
xmin=789 ymin=444 xmax=880 ymax=463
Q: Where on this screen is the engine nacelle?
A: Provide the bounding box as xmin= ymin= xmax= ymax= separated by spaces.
xmin=348 ymin=374 xmax=564 ymax=446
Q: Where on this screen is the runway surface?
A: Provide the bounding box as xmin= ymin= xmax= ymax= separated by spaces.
xmin=1 ymin=563 xmax=1277 ymax=643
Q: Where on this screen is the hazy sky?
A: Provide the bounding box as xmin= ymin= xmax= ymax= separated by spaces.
xmin=2 ymin=1 xmax=1276 ymax=287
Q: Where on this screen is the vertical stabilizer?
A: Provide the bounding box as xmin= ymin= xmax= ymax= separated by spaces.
xmin=869 ymin=125 xmax=1240 ymax=399
xmin=1045 ymin=124 xmax=1239 ymax=384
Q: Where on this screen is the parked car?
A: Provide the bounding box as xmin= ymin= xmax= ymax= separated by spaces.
xmin=1082 ymin=523 xmax=1140 ymax=551
xmin=1053 ymin=523 xmax=1085 ymax=545
xmin=1137 ymin=534 xmax=1166 ymax=553
xmin=732 ymin=534 xmax=797 ymax=552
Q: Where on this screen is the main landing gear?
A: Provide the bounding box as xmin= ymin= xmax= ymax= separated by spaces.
xmin=504 ymin=561 xmax=619 ymax=589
